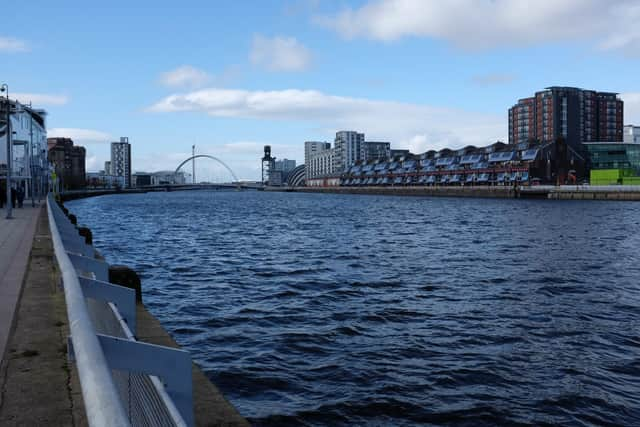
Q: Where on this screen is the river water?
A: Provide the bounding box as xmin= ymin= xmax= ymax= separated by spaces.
xmin=67 ymin=191 xmax=640 ymax=426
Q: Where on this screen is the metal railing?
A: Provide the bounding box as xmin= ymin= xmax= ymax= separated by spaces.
xmin=47 ymin=194 xmax=193 ymax=426
xmin=519 ymin=184 xmax=640 ymax=193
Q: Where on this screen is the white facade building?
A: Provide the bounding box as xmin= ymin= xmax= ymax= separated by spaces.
xmin=304 ymin=131 xmax=395 ymax=182
xmin=111 ymin=137 xmax=131 ymax=188
xmin=334 ymin=131 xmax=365 ymax=172
xmin=1 ymin=97 xmax=48 ymax=198
xmin=304 ymin=141 xmax=331 ymax=180
xmin=1 ymin=103 xmax=47 ymax=169
xmin=151 ymin=171 xmax=189 ymax=185
xmin=306 ymin=176 xmax=340 ymax=187
xmin=307 ymin=148 xmax=337 ymax=179
xmin=624 ymin=125 xmax=640 ymax=144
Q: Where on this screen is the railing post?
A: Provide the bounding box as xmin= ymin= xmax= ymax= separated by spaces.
xmin=47 ymin=195 xmax=131 ymax=427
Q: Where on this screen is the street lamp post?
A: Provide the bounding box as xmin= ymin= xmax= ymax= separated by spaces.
xmin=29 ymin=101 xmax=35 ymax=207
xmin=1 ymin=84 xmax=11 ymax=219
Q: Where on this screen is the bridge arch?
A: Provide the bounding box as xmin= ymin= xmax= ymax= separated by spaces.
xmin=175 ymin=155 xmax=240 ymax=184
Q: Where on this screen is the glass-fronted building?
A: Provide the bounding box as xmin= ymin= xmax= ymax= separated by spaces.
xmin=585 ymin=143 xmax=640 ymax=173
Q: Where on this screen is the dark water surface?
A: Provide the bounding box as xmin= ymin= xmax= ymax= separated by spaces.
xmin=68 ymin=191 xmax=640 ymax=426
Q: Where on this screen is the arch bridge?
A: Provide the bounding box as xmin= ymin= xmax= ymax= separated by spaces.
xmin=175 ymin=155 xmax=240 ymax=188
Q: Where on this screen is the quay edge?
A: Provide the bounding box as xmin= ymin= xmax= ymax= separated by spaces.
xmin=276 ymin=185 xmax=517 ymax=198
xmin=0 ymin=201 xmax=249 ymax=426
xmin=57 ymin=199 xmax=250 ymax=426
xmin=267 ymin=185 xmax=640 ymax=201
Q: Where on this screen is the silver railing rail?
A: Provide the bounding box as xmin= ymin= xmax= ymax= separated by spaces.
xmin=48 ymin=194 xmax=130 ymax=426
xmin=47 ymin=194 xmax=193 ymax=426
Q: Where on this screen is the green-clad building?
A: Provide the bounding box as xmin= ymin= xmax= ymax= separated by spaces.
xmin=584 ymin=143 xmax=640 ymax=185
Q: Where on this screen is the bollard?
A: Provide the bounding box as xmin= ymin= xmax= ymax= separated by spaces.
xmin=78 ymin=227 xmax=93 ymax=245
xmin=68 ymin=214 xmax=77 ymax=225
xmin=109 ymin=265 xmax=143 ymax=303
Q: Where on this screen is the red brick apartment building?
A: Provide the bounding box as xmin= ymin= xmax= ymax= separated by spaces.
xmin=509 ymin=86 xmax=623 ymax=151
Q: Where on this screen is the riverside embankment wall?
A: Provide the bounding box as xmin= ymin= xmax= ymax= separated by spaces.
xmin=289 ymin=185 xmax=516 ymax=198
xmin=545 ymin=188 xmax=640 ymax=200
xmin=60 ymin=184 xmax=242 ymax=202
xmin=273 ymin=185 xmax=640 ymax=201
xmin=50 ymin=199 xmax=249 ymax=426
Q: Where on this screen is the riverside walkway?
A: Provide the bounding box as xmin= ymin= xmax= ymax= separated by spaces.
xmin=0 ymin=201 xmax=248 ymax=426
xmin=0 ymin=204 xmax=42 ymax=359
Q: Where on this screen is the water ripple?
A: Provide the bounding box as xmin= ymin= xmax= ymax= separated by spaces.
xmin=68 ymin=191 xmax=640 ymax=426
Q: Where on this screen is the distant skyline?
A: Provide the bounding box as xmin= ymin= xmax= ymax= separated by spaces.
xmin=4 ymin=0 xmax=640 ymax=180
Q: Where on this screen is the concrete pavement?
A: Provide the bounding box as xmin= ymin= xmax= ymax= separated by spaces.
xmin=0 ymin=206 xmax=83 ymax=425
xmin=0 ymin=203 xmax=42 ymax=360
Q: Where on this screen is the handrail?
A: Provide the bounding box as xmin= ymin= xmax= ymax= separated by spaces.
xmin=47 ymin=194 xmax=131 ymax=427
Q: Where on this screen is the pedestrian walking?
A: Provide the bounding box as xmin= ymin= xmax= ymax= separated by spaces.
xmin=17 ymin=186 xmax=24 ymax=208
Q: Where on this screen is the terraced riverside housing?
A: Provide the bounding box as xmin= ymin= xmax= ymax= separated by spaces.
xmin=303 ymin=86 xmax=637 ymax=189
xmin=307 ymin=139 xmax=582 ymax=188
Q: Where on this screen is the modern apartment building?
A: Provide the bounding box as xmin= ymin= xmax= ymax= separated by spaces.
xmin=304 ymin=141 xmax=330 ymax=166
xmin=307 ymin=148 xmax=337 ymax=179
xmin=304 ymin=141 xmax=331 ymax=180
xmin=306 ymin=132 xmax=395 ymax=180
xmin=364 ymin=141 xmax=391 ymax=161
xmin=508 ymin=97 xmax=536 ymax=146
xmin=274 ymin=158 xmax=296 ymax=173
xmin=334 ymin=131 xmax=365 ymax=171
xmin=111 ymin=137 xmax=132 ymax=188
xmin=508 ymin=87 xmax=623 ymax=149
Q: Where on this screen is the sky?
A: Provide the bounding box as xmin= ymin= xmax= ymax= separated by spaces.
xmin=3 ymin=0 xmax=640 ymax=180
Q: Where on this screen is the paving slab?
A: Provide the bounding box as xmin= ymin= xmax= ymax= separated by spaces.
xmin=0 ymin=206 xmax=85 ymax=425
xmin=0 ymin=204 xmax=42 ymax=360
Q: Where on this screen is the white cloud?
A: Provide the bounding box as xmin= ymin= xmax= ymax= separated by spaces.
xmin=0 ymin=36 xmax=29 ymax=53
xmin=148 ymin=87 xmax=505 ymax=152
xmin=48 ymin=128 xmax=112 ymax=144
xmin=159 ymin=65 xmax=212 ymax=88
xmin=318 ymin=0 xmax=640 ymax=55
xmin=12 ymin=93 xmax=69 ymax=106
xmin=405 ymin=134 xmax=429 ymax=154
xmin=622 ymin=92 xmax=640 ymax=125
xmin=86 ymin=155 xmax=99 ymax=171
xmin=249 ymin=35 xmax=312 ymax=71
xmin=596 ymin=2 xmax=640 ymax=57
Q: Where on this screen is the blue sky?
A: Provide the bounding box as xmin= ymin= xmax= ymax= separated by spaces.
xmin=4 ymin=0 xmax=640 ymax=180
